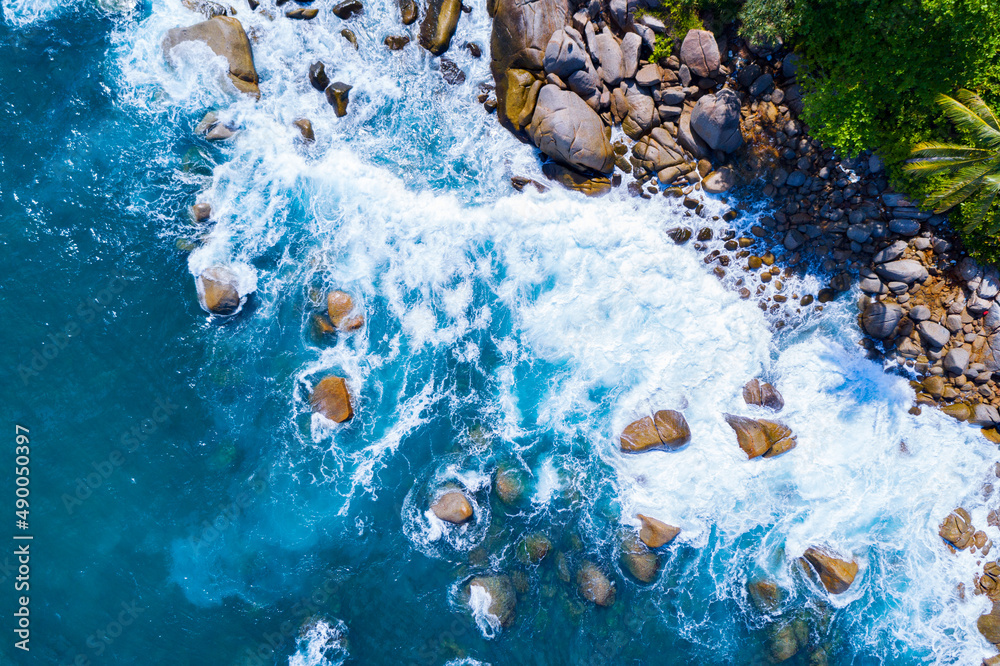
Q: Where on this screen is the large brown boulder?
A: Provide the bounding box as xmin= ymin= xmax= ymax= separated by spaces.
xmin=724 ymin=414 xmax=796 ymax=458
xmin=163 ymin=16 xmax=260 ymax=96
xmin=979 ymin=604 xmax=1000 ymax=644
xmin=419 ymin=0 xmax=462 ymax=55
xmin=679 ymin=29 xmax=720 ymax=78
xmin=802 ymin=547 xmax=858 ymax=594
xmin=691 ymin=89 xmax=743 ymax=153
xmin=577 ymin=561 xmax=615 ymax=606
xmin=196 ymin=266 xmax=243 ymax=315
xmin=431 ymin=490 xmax=473 ymax=523
xmin=620 ymin=410 xmax=691 ymax=453
xmin=327 ymin=290 xmax=364 ymax=331
xmin=528 ymin=85 xmax=614 ymax=173
xmin=489 ymin=0 xmax=572 ymax=136
xmin=464 ymin=575 xmax=516 ymax=627
xmin=310 ymin=376 xmax=354 ymax=422
xmin=939 ymin=508 xmax=974 ymax=549
xmin=637 ymin=514 xmax=680 ymax=548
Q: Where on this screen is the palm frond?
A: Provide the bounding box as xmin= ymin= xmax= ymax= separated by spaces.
xmin=937 ymin=93 xmax=1000 ymax=150
xmin=905 ymin=151 xmax=995 ymax=177
xmin=966 ymin=174 xmax=1000 ymax=233
xmin=958 ymin=89 xmax=1000 ymax=134
xmin=923 ymin=162 xmax=995 ymax=211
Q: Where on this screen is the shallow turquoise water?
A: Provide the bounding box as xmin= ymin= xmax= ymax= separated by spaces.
xmin=2 ymin=1 xmax=999 ymax=665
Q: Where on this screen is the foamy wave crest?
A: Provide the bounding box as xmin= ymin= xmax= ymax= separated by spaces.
xmin=288 ymin=617 xmax=348 ymax=666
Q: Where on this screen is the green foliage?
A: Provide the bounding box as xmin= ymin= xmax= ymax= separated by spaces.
xmin=636 ymin=0 xmax=705 ymax=62
xmin=735 ymin=0 xmax=797 ymax=44
xmin=904 ymin=90 xmax=1000 ymax=233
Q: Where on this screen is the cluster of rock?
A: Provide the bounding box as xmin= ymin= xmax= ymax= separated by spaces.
xmin=489 ymin=0 xmax=744 ymax=195
xmin=619 ymin=378 xmax=795 ymax=459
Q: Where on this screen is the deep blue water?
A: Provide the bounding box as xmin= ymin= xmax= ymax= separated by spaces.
xmin=2 ymin=1 xmax=999 ymax=665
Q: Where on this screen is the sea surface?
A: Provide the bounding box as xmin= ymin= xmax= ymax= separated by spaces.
xmin=2 ymin=1 xmax=999 ymax=664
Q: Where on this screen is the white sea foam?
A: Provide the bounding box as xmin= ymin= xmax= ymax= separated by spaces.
xmin=112 ymin=0 xmax=1000 ymax=661
xmin=288 ymin=618 xmax=348 ymax=666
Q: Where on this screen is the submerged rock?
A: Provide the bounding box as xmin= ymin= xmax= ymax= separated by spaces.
xmin=577 ymin=561 xmax=615 ymax=606
xmin=743 ymin=378 xmax=784 ymax=411
xmin=310 ymin=375 xmax=354 ymax=422
xmin=419 ymin=0 xmax=461 ymax=55
xmin=620 ymin=533 xmax=660 ymax=583
xmin=327 ymin=290 xmax=364 ymax=331
xmin=747 ymin=579 xmax=785 ymax=613
xmin=802 ymin=546 xmax=858 ymax=594
xmin=620 ymin=410 xmax=691 ymax=453
xmin=163 ymin=16 xmax=260 ymax=96
xmin=517 ymin=533 xmax=552 ymax=563
xmin=494 ymin=465 xmax=526 ymax=505
xmin=465 ymin=575 xmax=516 ymax=628
xmin=431 ymin=490 xmax=473 ymax=523
xmin=637 ymin=514 xmax=680 ymax=548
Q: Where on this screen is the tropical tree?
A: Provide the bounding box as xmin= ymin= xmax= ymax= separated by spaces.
xmin=904 ymin=89 xmax=1000 ymax=233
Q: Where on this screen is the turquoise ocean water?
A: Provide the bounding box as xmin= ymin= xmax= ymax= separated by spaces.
xmin=2 ymin=1 xmax=1000 ymax=664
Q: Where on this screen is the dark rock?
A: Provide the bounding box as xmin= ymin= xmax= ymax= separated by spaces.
xmin=309 ymin=61 xmax=330 ymax=91
xmin=332 ymin=0 xmax=363 ymax=18
xmin=385 ymin=35 xmax=410 ymax=50
xmin=439 ymin=57 xmax=465 ymax=84
xmin=861 ymin=302 xmax=902 ymax=339
xmin=341 ymin=28 xmax=358 ymax=49
xmin=743 ymin=378 xmax=784 ymax=410
xmin=540 ymin=162 xmax=611 ymax=196
xmin=874 ymin=260 xmax=928 ymax=285
xmin=293 ymin=118 xmax=315 ymax=142
xmin=399 ymin=0 xmax=418 ymax=24
xmin=326 ymin=82 xmax=352 ymax=117
xmin=464 ymin=576 xmax=516 ymax=627
xmin=286 ymin=7 xmax=318 ymax=18
xmin=690 ymin=89 xmax=743 ymax=153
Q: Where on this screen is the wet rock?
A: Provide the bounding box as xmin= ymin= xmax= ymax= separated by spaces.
xmin=326 ymin=82 xmax=352 ymax=117
xmin=191 ymin=202 xmax=212 ymax=223
xmin=529 ymin=85 xmax=614 ymax=173
xmin=293 ymin=118 xmax=315 ymax=142
xmin=861 ymin=302 xmax=903 ymax=339
xmin=399 ymin=0 xmax=418 ymax=24
xmin=724 ymin=415 xmax=796 ymax=458
xmin=286 ymin=7 xmax=319 ymax=18
xmin=163 ymin=16 xmax=260 ymax=96
xmin=667 ymin=226 xmax=693 ymax=244
xmin=942 ymin=402 xmax=973 ymax=422
xmin=310 ymin=375 xmax=354 ymax=422
xmin=620 ymin=409 xmax=691 ymax=453
xmin=743 ymin=378 xmax=784 ymax=411
xmin=332 ymin=0 xmax=363 ymax=18
xmin=183 ymin=0 xmax=232 ymax=17
xmin=802 ymin=546 xmax=858 ymax=594
xmin=431 ymin=490 xmax=473 ymax=523
xmin=385 ymin=35 xmax=410 ymax=50
xmin=309 ymin=61 xmax=330 ymax=91
xmin=464 ymin=41 xmax=482 ymax=57
xmin=341 ymin=28 xmax=358 ymax=49
xmin=940 ymin=508 xmax=974 ymax=549
xmin=206 ymin=123 xmax=236 ymax=140
xmin=747 ymin=579 xmax=784 ymax=612
xmin=577 ymin=561 xmax=615 ymax=606
xmin=690 ymin=89 xmax=743 ymax=153
xmin=767 ymin=621 xmax=806 ymax=662
xmin=517 ymin=533 xmax=552 ymax=563
xmin=196 ymin=265 xmax=250 ymax=316
xmin=419 ymin=0 xmax=461 ymax=55
xmin=439 ymin=57 xmax=465 ymax=84
xmin=679 ymin=29 xmax=719 ymax=77
xmin=637 ymin=513 xmax=680 ymax=548
xmin=620 ymin=533 xmax=660 ymax=583
xmin=540 ymin=162 xmax=610 ymax=195
xmin=494 ymin=465 xmax=526 ymax=505
xmin=465 ymin=575 xmax=516 ymax=627
xmin=327 ymin=290 xmax=364 ymax=331
xmin=702 ymin=167 xmax=735 ymax=194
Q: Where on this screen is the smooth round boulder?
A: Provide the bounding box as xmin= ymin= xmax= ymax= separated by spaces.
xmin=163 ymin=16 xmax=260 ymax=96
xmin=802 ymin=546 xmax=858 ymax=594
xmin=516 ymin=533 xmax=552 ymax=563
xmin=464 ymin=575 xmax=516 ymax=627
xmin=944 ymin=347 xmax=971 ymax=375
xmin=327 ymin=290 xmax=363 ymax=331
xmin=543 ymin=28 xmax=587 ymax=79
xmin=917 ymin=321 xmax=950 ymax=348
xmin=702 ymin=167 xmax=735 ymax=194
xmin=577 ymin=561 xmax=615 ymax=606
xmin=861 ymin=302 xmax=903 ymax=339
xmin=528 ymin=85 xmax=615 ymax=173
xmin=874 ymin=260 xmax=928 ymax=285
xmin=419 ymin=0 xmax=461 ymax=55
xmin=679 ymin=29 xmax=720 ymax=78
xmin=431 ymin=490 xmax=473 ymax=523
xmin=637 ymin=514 xmax=680 ymax=548
xmin=310 ymin=375 xmax=354 ymax=422
xmin=494 ymin=465 xmax=526 ymax=505
xmin=690 ymin=89 xmax=743 ymax=153
xmin=196 ymin=266 xmax=242 ymax=315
